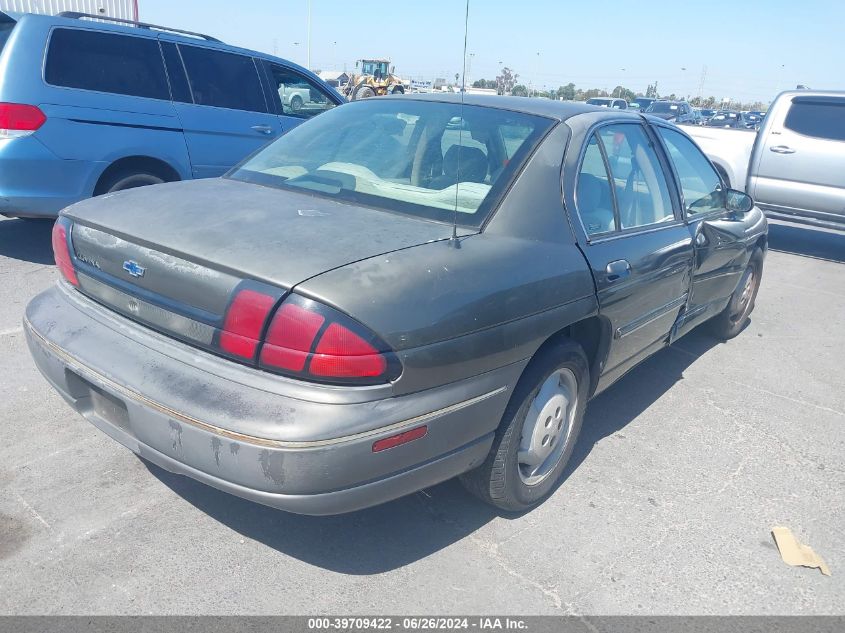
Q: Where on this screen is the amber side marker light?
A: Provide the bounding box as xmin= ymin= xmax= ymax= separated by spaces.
xmin=372 ymin=425 xmax=428 ymax=453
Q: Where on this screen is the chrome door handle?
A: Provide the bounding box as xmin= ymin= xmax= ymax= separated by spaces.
xmin=770 ymin=145 xmax=795 ymax=154
xmin=605 ymin=259 xmax=631 ymax=282
xmin=251 ymin=125 xmax=275 ymax=135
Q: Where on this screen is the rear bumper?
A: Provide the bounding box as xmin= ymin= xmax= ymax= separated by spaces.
xmin=0 ymin=137 xmax=103 ymax=217
xmin=25 ymin=283 xmax=518 ymax=515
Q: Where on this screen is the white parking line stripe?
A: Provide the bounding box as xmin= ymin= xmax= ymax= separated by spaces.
xmin=13 ymin=491 xmax=51 ymax=529
xmin=0 ymin=326 xmax=23 ymax=337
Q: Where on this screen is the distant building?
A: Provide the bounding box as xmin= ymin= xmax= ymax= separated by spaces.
xmin=316 ymin=70 xmax=350 ymax=88
xmin=0 ymin=0 xmax=138 ymax=20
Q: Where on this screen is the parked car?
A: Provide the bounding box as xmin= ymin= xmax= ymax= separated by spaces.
xmin=26 ymin=95 xmax=767 ymax=515
xmin=586 ymin=97 xmax=628 ymax=109
xmin=0 ymin=10 xmax=342 ymax=219
xmin=686 ymin=91 xmax=845 ymax=229
xmin=705 ymin=111 xmax=748 ymax=128
xmin=698 ymin=108 xmax=717 ymax=124
xmin=633 ymin=97 xmax=655 ymax=111
xmin=743 ymin=111 xmax=765 ymax=130
xmin=645 ymin=100 xmax=697 ymax=124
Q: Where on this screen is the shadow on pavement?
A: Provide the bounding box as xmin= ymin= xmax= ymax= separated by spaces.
xmin=0 ymin=218 xmax=55 ymax=265
xmin=146 ymin=327 xmax=722 ymax=574
xmin=561 ymin=329 xmax=720 ymax=484
xmin=767 ymin=221 xmax=845 ymax=263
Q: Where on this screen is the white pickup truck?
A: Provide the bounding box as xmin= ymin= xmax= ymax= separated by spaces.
xmin=684 ymin=90 xmax=845 ymax=229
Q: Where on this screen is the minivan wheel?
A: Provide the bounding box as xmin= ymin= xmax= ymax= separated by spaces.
xmin=460 ymin=339 xmax=589 ymax=512
xmin=101 ymin=172 xmax=165 ymax=194
xmin=708 ymin=250 xmax=763 ymax=340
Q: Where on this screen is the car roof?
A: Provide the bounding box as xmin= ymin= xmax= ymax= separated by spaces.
xmin=9 ymin=11 xmax=317 ymax=77
xmin=380 ymin=92 xmax=640 ymax=121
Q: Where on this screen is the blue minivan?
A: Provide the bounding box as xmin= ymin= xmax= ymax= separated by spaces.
xmin=0 ymin=11 xmax=343 ymax=218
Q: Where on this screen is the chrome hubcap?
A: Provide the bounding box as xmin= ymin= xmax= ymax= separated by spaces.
xmin=518 ymin=368 xmax=578 ymax=486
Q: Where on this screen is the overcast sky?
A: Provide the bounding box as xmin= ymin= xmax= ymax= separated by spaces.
xmin=140 ymin=0 xmax=843 ymax=102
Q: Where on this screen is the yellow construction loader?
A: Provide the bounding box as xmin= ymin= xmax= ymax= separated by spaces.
xmin=342 ymin=59 xmax=405 ymax=100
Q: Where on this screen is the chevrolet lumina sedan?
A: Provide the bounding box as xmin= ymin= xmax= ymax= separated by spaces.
xmin=26 ymin=95 xmax=767 ymax=515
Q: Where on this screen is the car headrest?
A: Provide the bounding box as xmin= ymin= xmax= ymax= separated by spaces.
xmin=443 ymin=145 xmax=488 ymax=183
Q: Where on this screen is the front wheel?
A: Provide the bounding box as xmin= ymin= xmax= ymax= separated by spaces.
xmin=460 ymin=340 xmax=589 ymax=512
xmin=290 ymin=95 xmax=304 ymax=112
xmin=354 ymin=85 xmax=376 ymax=100
xmin=708 ymin=250 xmax=763 ymax=340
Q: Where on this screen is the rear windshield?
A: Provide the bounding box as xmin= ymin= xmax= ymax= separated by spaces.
xmin=229 ymin=100 xmax=554 ymax=227
xmin=0 ymin=17 xmax=15 ymax=54
xmin=647 ymin=102 xmax=678 ymax=113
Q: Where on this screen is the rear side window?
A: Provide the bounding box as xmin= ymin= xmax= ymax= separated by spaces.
xmin=178 ymin=45 xmax=267 ymax=113
xmin=45 ymin=29 xmax=168 ymax=100
xmin=784 ymin=99 xmax=845 ymax=141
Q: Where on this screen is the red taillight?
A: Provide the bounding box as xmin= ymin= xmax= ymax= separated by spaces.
xmin=259 ymin=296 xmax=398 ymax=385
xmin=260 ymin=303 xmax=325 ymax=371
xmin=0 ymin=103 xmax=47 ymax=135
xmin=219 ymin=289 xmax=278 ymax=359
xmin=51 ymin=220 xmax=78 ymax=287
xmin=310 ymin=323 xmax=387 ymax=378
xmin=372 ymin=425 xmax=428 ymax=452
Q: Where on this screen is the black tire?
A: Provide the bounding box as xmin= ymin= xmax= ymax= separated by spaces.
xmin=354 ymin=85 xmax=376 ymax=100
xmin=460 ymin=339 xmax=589 ymax=512
xmin=391 ymin=85 xmax=404 ymax=95
xmin=290 ymin=94 xmax=304 ymax=112
xmin=99 ymin=171 xmax=165 ymax=195
xmin=708 ymin=250 xmax=764 ymax=340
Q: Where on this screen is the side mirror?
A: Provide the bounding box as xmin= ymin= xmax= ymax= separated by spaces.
xmin=726 ymin=189 xmax=753 ymax=215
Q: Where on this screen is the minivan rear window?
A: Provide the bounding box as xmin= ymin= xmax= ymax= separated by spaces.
xmin=45 ymin=28 xmax=169 ymax=100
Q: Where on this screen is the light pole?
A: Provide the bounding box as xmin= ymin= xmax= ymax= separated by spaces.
xmin=467 ymin=53 xmax=475 ymax=86
xmin=306 ymin=0 xmax=312 ymax=70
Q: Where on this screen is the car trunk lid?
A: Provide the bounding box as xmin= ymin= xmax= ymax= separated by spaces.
xmin=61 ymin=178 xmax=454 ymax=357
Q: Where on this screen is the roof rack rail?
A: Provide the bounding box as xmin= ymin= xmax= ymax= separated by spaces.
xmin=57 ymin=12 xmax=222 ymax=42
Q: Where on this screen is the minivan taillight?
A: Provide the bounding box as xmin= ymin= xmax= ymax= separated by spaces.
xmin=51 ymin=219 xmax=78 ymax=287
xmin=259 ymin=295 xmax=399 ymax=385
xmin=0 ymin=103 xmax=46 ymax=138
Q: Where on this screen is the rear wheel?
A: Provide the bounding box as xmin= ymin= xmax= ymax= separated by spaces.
xmin=709 ymin=250 xmax=763 ymax=340
xmin=460 ymin=339 xmax=589 ymax=512
xmin=290 ymin=94 xmax=304 ymax=112
xmin=391 ymin=85 xmax=405 ymax=95
xmin=99 ymin=171 xmax=165 ymax=194
xmin=355 ymin=85 xmax=376 ymax=100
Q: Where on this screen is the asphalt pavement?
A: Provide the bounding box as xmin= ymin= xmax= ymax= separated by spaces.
xmin=0 ymin=216 xmax=843 ymax=615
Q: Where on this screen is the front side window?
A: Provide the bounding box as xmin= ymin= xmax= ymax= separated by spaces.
xmin=229 ymin=100 xmax=554 ymax=227
xmin=45 ymin=29 xmax=168 ymax=100
xmin=784 ymin=99 xmax=845 ymax=142
xmin=657 ymin=127 xmax=725 ymax=216
xmin=265 ymin=64 xmax=337 ymax=119
xmin=596 ymin=124 xmax=675 ymax=229
xmin=178 ymin=45 xmax=266 ymax=112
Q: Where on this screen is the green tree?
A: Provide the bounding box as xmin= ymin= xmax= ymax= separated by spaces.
xmin=556 ymin=83 xmax=576 ymax=101
xmin=511 ymin=84 xmax=529 ymax=97
xmin=496 ymin=67 xmax=519 ymax=95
